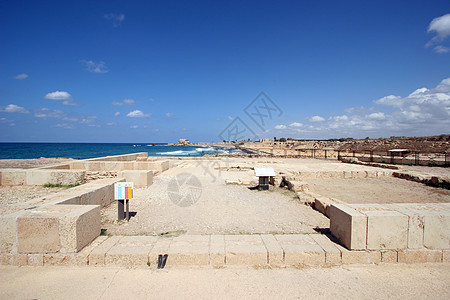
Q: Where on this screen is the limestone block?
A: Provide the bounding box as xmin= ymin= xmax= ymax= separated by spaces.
xmin=105 ymin=236 xmax=158 ymax=267
xmin=27 ymin=253 xmax=44 ymax=266
xmin=0 ymin=211 xmax=25 ymax=253
xmin=59 ymin=205 xmax=101 ymax=253
xmin=330 ymin=204 xmax=367 ymax=250
xmin=385 ymin=204 xmax=423 ymax=249
xmin=26 ymin=170 xmax=85 ymax=186
xmin=225 ymin=235 xmax=268 ymax=266
xmin=167 ymin=235 xmax=210 ymax=266
xmin=365 ymin=210 xmax=408 ymax=250
xmin=117 ymin=170 xmax=153 ymax=187
xmin=148 ymin=237 xmax=173 ymax=267
xmin=334 ymin=243 xmax=381 ymax=264
xmin=275 ymin=234 xmax=325 ymax=266
xmin=310 ymin=234 xmax=342 ymax=265
xmin=0 ymin=169 xmax=27 ymax=185
xmin=391 ymin=204 xmax=450 ymax=249
xmin=261 ymin=234 xmax=284 ymax=267
xmin=17 ymin=215 xmax=60 ymax=253
xmin=210 ymin=235 xmax=225 ymax=267
xmin=443 ymin=250 xmax=449 ymax=263
xmin=89 ymin=236 xmax=122 ymax=265
xmin=398 ymin=249 xmax=442 ymax=263
xmin=380 ymin=250 xmax=398 ymax=263
xmin=0 ymin=253 xmax=28 ymax=266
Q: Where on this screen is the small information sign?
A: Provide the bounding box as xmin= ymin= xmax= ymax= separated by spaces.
xmin=114 ymin=182 xmax=134 ymax=221
xmin=114 ymin=182 xmax=134 ymax=200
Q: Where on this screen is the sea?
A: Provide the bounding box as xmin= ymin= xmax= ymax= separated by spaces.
xmin=0 ymin=143 xmax=244 ymax=159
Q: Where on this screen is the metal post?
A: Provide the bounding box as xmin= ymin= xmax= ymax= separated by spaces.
xmin=337 ymin=150 xmax=341 ymax=160
xmin=126 ymin=199 xmax=130 ymax=221
xmin=118 ymin=200 xmax=124 ymax=221
xmin=325 ymin=150 xmax=327 ymax=160
xmin=370 ymin=151 xmax=373 ymax=162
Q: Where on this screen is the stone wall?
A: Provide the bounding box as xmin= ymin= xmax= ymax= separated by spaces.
xmin=330 ymin=203 xmax=450 ymax=251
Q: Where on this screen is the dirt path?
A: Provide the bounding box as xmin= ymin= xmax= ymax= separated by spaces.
xmin=1 ymin=264 xmax=448 ymax=299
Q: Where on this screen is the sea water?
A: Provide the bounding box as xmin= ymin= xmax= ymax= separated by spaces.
xmin=0 ymin=143 xmax=244 ymax=159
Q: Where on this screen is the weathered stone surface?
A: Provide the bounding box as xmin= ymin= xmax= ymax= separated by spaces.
xmin=334 ymin=243 xmax=381 ymax=264
xmin=330 ymin=204 xmax=367 ymax=250
xmin=89 ymin=236 xmax=122 ymax=265
xmin=0 ymin=169 xmax=27 ymax=185
xmin=210 ymin=235 xmax=225 ymax=267
xmin=225 ymin=235 xmax=267 ymax=266
xmin=117 ymin=170 xmax=153 ymax=187
xmin=261 ymin=234 xmax=284 ymax=266
xmin=310 ymin=234 xmax=342 ymax=265
xmin=390 ymin=204 xmax=450 ymax=250
xmin=26 ymin=170 xmax=85 ymax=186
xmin=27 ymin=253 xmax=44 ymax=266
xmin=0 ymin=211 xmax=25 ymax=253
xmin=365 ymin=210 xmax=408 ymax=250
xmin=380 ymin=250 xmax=398 ymax=263
xmin=59 ymin=205 xmax=101 ymax=253
xmin=398 ymin=249 xmax=443 ymax=263
xmin=105 ymin=236 xmax=158 ymax=267
xmin=167 ymin=235 xmax=210 ymax=266
xmin=17 ymin=214 xmax=60 ymax=253
xmin=275 ymin=234 xmax=325 ymax=266
xmin=443 ymin=250 xmax=450 ymax=263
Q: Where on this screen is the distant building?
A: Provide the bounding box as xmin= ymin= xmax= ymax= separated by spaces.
xmin=177 ymin=138 xmax=190 ymax=145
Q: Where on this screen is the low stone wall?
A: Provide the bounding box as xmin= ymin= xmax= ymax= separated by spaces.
xmin=0 ymin=178 xmax=124 ymax=257
xmin=330 ymin=203 xmax=450 ymax=251
xmin=0 ymin=169 xmax=85 ymax=186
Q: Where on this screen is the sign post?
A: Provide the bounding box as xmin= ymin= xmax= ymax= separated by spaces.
xmin=114 ymin=182 xmax=134 ymax=221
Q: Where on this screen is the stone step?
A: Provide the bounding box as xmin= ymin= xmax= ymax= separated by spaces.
xmin=3 ymin=234 xmax=446 ymax=267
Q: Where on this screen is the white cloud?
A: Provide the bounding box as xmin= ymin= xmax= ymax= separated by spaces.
xmin=228 ymin=116 xmax=234 ymax=120
xmin=114 ymin=112 xmax=120 ymax=117
xmin=289 ymin=122 xmax=303 ymax=127
xmin=309 ymin=115 xmax=325 ymax=122
xmin=434 ymin=45 xmax=450 ymax=53
xmin=366 ymin=112 xmax=385 ymax=120
xmin=130 ymin=125 xmax=139 ymax=129
xmin=81 ymin=60 xmax=108 ymax=73
xmin=104 ymin=13 xmax=125 ymax=27
xmin=14 ymin=73 xmax=28 ymax=80
xmin=274 ymin=124 xmax=287 ymax=129
xmin=56 ymin=123 xmax=75 ymax=129
xmin=45 ymin=91 xmax=71 ymax=100
xmin=126 ymin=110 xmax=150 ymax=118
xmin=426 ymin=13 xmax=450 ymax=51
xmin=80 ymin=116 xmax=97 ymax=124
xmin=374 ymin=94 xmax=403 ymax=107
xmin=0 ymin=104 xmax=29 ymax=113
xmin=44 ymin=91 xmax=77 ymax=106
xmin=106 ymin=122 xmax=116 ymax=126
xmin=112 ymin=99 xmax=135 ymax=106
xmin=165 ymin=113 xmax=174 ymax=117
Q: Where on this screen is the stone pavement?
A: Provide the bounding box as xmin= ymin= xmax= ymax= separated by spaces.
xmin=5 ymin=234 xmax=446 ymax=268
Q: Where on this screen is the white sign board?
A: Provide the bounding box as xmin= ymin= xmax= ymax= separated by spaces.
xmin=254 ymin=168 xmax=276 ymax=177
xmin=114 ymin=182 xmax=134 ymax=200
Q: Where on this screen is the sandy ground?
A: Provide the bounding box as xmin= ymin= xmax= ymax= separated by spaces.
xmin=305 ymin=177 xmax=450 ymax=204
xmin=0 ymin=157 xmax=73 ymax=169
xmin=0 ymin=186 xmax=66 ymax=215
xmin=0 ymin=264 xmax=448 ymax=299
xmin=101 ymin=160 xmax=329 ymax=236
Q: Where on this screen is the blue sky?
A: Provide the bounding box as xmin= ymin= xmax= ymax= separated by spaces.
xmin=0 ymin=0 xmax=449 ymax=143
